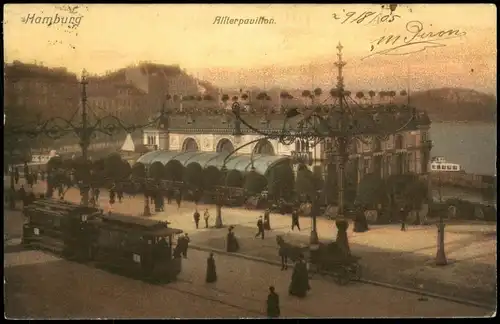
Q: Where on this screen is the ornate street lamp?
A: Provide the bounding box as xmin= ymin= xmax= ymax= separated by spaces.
xmin=232 ymin=42 xmax=421 ymax=255
xmin=4 ymin=69 xmax=169 ymax=207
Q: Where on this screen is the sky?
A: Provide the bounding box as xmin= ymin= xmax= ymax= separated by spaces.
xmin=4 ymin=4 xmax=497 ymax=93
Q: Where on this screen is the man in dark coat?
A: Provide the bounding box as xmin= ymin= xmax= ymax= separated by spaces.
xmin=264 ymin=209 xmax=271 ymax=230
xmin=206 ymin=252 xmax=217 ymax=283
xmin=175 ymin=191 xmax=182 ymax=209
xmin=255 ymin=216 xmax=265 ymax=239
xmin=18 ymin=185 xmax=26 ymax=207
xmin=266 ymin=286 xmax=280 ymax=318
xmin=14 ymin=168 xmax=20 ymax=185
xmin=109 ymin=186 xmax=116 ymax=205
xmin=226 ymin=226 xmax=240 ymax=252
xmin=288 ymin=254 xmax=310 ymax=298
xmin=291 ymin=210 xmax=301 ymax=231
xmin=193 ymin=209 xmax=201 ymax=229
xmin=117 ymin=184 xmax=124 ymax=203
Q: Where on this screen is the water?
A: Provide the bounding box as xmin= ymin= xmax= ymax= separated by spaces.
xmin=430 ymin=122 xmax=497 ymax=176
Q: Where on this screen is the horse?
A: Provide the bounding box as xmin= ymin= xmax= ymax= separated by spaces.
xmin=276 ymin=235 xmax=306 ymax=271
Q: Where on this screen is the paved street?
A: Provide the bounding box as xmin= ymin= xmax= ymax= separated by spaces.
xmin=5 ymin=231 xmax=492 ymax=318
xmin=6 ymin=179 xmax=497 ymax=308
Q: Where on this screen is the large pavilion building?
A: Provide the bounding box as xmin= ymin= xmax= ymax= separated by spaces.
xmin=138 ymin=105 xmax=432 ymax=184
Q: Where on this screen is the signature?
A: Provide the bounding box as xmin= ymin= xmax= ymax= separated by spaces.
xmin=362 ymin=20 xmax=467 ymax=60
xmin=332 ymin=9 xmax=401 ymax=25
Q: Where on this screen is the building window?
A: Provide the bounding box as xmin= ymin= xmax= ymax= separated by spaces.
xmin=395 ymin=135 xmax=404 ymax=150
xmin=384 ymin=156 xmax=390 ymax=177
xmin=422 ymin=131 xmax=428 ymax=142
xmin=363 ymin=158 xmax=371 ymax=175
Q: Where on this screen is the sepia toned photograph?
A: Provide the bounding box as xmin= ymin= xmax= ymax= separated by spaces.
xmin=3 ymin=3 xmax=496 ymax=319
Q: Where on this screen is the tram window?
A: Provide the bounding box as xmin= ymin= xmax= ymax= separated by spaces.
xmin=447 ymin=165 xmax=452 ymax=170
xmin=436 ymin=165 xmax=441 ymax=170
xmin=453 ymin=166 xmax=458 ymax=170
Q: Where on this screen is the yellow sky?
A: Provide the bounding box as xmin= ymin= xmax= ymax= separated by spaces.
xmin=3 ymin=4 xmax=497 ymax=93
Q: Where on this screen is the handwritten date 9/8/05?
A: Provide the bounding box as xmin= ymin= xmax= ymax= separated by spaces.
xmin=332 ymin=11 xmax=401 ymax=25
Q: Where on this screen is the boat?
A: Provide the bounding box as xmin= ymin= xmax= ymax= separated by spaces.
xmin=429 ymin=156 xmax=463 ymax=172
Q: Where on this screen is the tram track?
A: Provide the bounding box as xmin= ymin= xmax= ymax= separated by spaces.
xmin=190 ymin=244 xmax=496 ymax=311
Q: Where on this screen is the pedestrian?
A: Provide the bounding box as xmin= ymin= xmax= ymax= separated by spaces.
xmin=117 ymin=185 xmax=124 ymax=203
xmin=400 ymin=207 xmax=407 ymax=231
xmin=40 ymin=170 xmax=45 ymax=181
xmin=266 ymin=286 xmax=280 ymax=318
xmin=291 ymin=210 xmax=301 ymax=231
xmin=288 ymin=254 xmax=310 ymax=298
xmin=264 ymin=208 xmax=271 ymax=230
xmin=206 ymin=252 xmax=217 ymax=283
xmin=26 ymin=173 xmax=33 ymax=188
xmin=14 ymin=167 xmax=20 ymax=185
xmin=94 ymin=187 xmax=101 ymax=204
xmin=33 ymin=171 xmax=38 ymax=183
xmin=193 ymin=209 xmax=201 ymax=229
xmin=175 ymin=191 xmax=182 ymax=209
xmin=18 ymin=185 xmax=26 ymax=208
xmin=204 ymin=209 xmax=210 ymax=228
xmin=255 ymin=216 xmax=265 ymax=239
xmin=109 ymin=185 xmax=116 ymax=205
xmin=182 ymin=233 xmax=190 ymax=258
xmin=167 ymin=189 xmax=173 ymax=204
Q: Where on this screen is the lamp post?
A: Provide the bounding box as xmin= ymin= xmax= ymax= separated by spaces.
xmin=79 ymin=69 xmax=90 ymax=206
xmin=435 ymin=211 xmax=448 ymax=265
xmin=232 ymin=42 xmax=421 ymax=255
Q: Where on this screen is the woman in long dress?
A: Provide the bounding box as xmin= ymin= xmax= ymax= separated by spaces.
xmin=288 ymin=254 xmax=310 ymax=298
xmin=206 ymin=252 xmax=217 ymax=283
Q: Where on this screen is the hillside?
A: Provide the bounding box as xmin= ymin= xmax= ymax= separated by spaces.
xmin=396 ymin=88 xmax=497 ymax=123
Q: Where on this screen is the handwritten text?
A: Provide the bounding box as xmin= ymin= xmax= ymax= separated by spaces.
xmin=332 ymin=10 xmax=401 ymax=25
xmin=362 ymin=20 xmax=467 ymax=59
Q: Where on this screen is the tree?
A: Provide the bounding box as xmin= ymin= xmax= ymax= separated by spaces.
xmin=243 ymin=171 xmax=268 ymax=196
xmin=313 ymin=88 xmax=322 ymax=97
xmin=166 ymin=94 xmax=172 ymax=101
xmin=232 ymin=96 xmax=239 ymax=102
xmin=203 ymin=94 xmax=214 ymax=101
xmin=149 ymin=161 xmax=166 ymax=181
xmin=105 ymin=153 xmax=126 ymax=185
xmin=355 ymin=173 xmax=386 ymax=210
xmin=402 ymin=179 xmax=428 ymax=224
xmin=131 ymin=162 xmax=150 ymax=216
xmin=241 ymin=93 xmax=249 ymax=101
xmin=301 ymin=90 xmax=312 ymax=106
xmin=202 ymin=166 xmax=222 ymax=191
xmin=196 ymin=95 xmax=203 ymax=101
xmin=184 ymin=162 xmax=203 ymax=202
xmin=225 ymin=169 xmax=243 ymax=188
xmin=400 ymin=90 xmax=408 ymax=97
xmin=267 ymin=163 xmax=295 ymax=201
xmin=295 ymin=166 xmax=316 ymax=202
xmin=368 ymin=90 xmax=376 ymax=105
xmin=46 ymin=156 xmax=64 ymax=198
xmin=173 ymin=94 xmax=180 ymax=102
xmin=344 ymin=90 xmax=352 ymax=97
xmin=165 ymin=160 xmax=184 ymax=181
